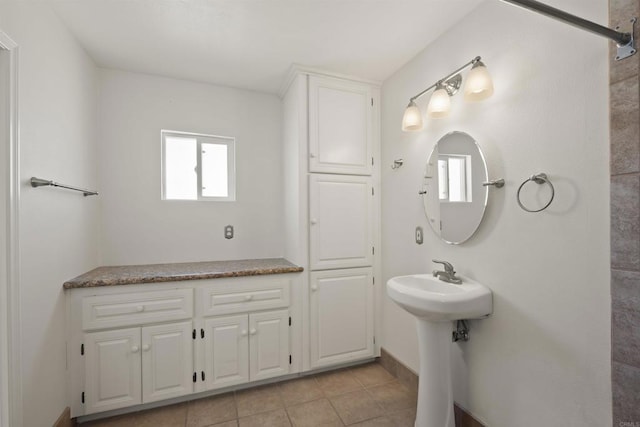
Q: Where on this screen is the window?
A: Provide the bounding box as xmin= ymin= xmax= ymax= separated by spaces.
xmin=161 ymin=130 xmax=236 ymax=201
xmin=438 ymin=154 xmax=472 ymax=203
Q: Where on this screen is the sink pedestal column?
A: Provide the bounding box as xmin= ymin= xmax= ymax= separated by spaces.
xmin=415 ymin=319 xmax=454 ymax=427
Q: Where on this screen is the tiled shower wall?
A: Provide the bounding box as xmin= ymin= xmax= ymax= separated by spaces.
xmin=610 ymin=0 xmax=640 ymax=423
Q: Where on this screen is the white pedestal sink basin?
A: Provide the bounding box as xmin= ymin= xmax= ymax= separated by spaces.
xmin=387 ymin=274 xmax=492 ymax=427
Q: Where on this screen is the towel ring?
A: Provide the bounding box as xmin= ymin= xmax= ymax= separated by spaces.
xmin=517 ymin=173 xmax=554 ymax=213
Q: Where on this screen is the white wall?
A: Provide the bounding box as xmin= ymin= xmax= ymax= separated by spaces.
xmin=381 ymin=1 xmax=611 ymax=425
xmin=98 ymin=70 xmax=284 ymax=265
xmin=0 ymin=3 xmax=101 ymax=426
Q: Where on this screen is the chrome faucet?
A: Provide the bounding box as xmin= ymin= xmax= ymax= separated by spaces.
xmin=432 ymin=260 xmax=462 ymax=284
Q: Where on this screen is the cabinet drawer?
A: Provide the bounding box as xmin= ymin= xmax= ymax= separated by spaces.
xmin=198 ymin=279 xmax=290 ymax=316
xmin=82 ymin=289 xmax=193 ymax=331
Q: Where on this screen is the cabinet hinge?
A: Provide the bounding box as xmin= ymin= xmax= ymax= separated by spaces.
xmin=289 ymin=355 xmax=292 ymax=364
xmin=372 ymin=157 xmax=374 ymax=166
xmin=201 ymin=371 xmax=205 ymax=381
xmin=81 ymin=392 xmax=85 ymax=404
xmin=193 ymin=372 xmax=197 ymax=383
xmin=80 ymin=344 xmax=84 ymax=355
xmin=371 ymin=98 xmax=374 ymax=106
xmin=373 ymin=277 xmax=375 ymax=285
xmin=289 ymin=317 xmax=292 ymax=326
xmin=201 ymin=329 xmax=205 ymax=339
xmin=192 ymin=329 xmax=196 ymax=340
xmin=372 ymin=247 xmax=375 ymax=255
xmin=372 ymin=187 xmax=374 ymax=196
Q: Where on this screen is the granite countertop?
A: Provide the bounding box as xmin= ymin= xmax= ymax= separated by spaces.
xmin=63 ymin=258 xmax=303 ymax=289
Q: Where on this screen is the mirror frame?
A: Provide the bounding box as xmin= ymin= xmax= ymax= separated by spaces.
xmin=422 ymin=131 xmax=489 ymax=245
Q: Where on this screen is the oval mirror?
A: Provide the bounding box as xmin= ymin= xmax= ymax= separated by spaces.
xmin=422 ymin=131 xmax=488 ymax=244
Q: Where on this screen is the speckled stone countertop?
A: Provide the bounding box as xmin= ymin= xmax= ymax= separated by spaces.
xmin=63 ymin=258 xmax=303 ymax=289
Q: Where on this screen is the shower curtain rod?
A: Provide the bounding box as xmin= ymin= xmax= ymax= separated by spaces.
xmin=499 ymin=0 xmax=636 ymax=60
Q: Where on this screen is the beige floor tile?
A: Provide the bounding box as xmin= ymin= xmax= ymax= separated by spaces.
xmin=366 ymin=381 xmax=417 ymax=412
xmin=386 ymin=407 xmax=416 ymax=426
xmin=133 ymin=403 xmax=187 ymax=427
xmin=235 ymin=384 xmax=284 ymax=418
xmin=286 ymin=398 xmax=343 ymax=427
xmin=238 ymin=408 xmax=291 ymax=427
xmin=329 ymin=389 xmax=384 ymax=425
xmin=278 ymin=377 xmax=324 ymax=407
xmin=349 ymin=417 xmax=396 ymax=427
xmin=186 ymin=393 xmax=237 ymax=427
xmin=82 ymin=413 xmax=140 ymax=427
xmin=315 ymin=369 xmax=363 ymax=397
xmin=210 ymin=421 xmax=238 ymax=427
xmin=349 ymin=364 xmax=395 ymax=388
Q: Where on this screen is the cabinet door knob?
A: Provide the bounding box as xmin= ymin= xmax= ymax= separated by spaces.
xmin=142 ymin=344 xmax=150 ymax=352
xmin=244 ymin=295 xmax=253 ymax=301
xmin=310 ymin=285 xmax=318 ymax=292
xmin=310 ymin=219 xmax=318 ymax=225
xmin=131 ymin=345 xmax=140 ymax=353
xmin=310 ymin=153 xmax=316 ymax=158
xmin=241 ymin=329 xmax=248 ymax=336
xmin=249 ymin=328 xmax=257 ymax=335
xmin=136 ymin=306 xmax=144 ymax=312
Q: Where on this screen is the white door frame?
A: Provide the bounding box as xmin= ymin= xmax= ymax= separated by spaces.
xmin=0 ymin=29 xmax=22 ymax=427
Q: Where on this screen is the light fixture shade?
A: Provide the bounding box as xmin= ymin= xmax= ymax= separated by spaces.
xmin=464 ymin=61 xmax=494 ymax=102
xmin=402 ymin=100 xmax=423 ymax=131
xmin=426 ymin=87 xmax=451 ymax=118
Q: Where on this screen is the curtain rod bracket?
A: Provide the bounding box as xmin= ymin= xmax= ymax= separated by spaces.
xmin=615 ymin=18 xmax=637 ymax=61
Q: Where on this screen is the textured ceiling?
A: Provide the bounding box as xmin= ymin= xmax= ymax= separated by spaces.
xmin=52 ymin=0 xmax=483 ymax=93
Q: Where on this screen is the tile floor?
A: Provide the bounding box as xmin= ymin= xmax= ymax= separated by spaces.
xmin=81 ymin=362 xmax=417 ymax=427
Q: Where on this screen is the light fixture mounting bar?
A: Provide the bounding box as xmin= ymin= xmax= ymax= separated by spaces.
xmin=500 ymin=0 xmax=636 ymax=60
xmin=410 ymin=56 xmax=481 ymax=102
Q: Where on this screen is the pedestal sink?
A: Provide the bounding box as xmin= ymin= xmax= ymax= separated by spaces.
xmin=387 ymin=274 xmax=492 ymax=427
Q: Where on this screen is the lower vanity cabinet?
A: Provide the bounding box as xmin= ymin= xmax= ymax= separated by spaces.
xmin=84 ymin=321 xmax=193 ymax=415
xmin=200 ymin=309 xmax=290 ymax=391
xmin=309 ymin=267 xmax=374 ymax=368
xmin=68 ymin=274 xmax=299 ymax=418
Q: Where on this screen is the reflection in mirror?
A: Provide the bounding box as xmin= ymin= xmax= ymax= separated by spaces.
xmin=422 ymin=131 xmax=488 ymax=244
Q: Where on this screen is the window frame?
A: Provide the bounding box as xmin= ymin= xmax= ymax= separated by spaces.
xmin=161 ymin=130 xmax=236 ymax=202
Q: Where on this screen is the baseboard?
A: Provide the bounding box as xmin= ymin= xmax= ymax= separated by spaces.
xmin=53 ymin=407 xmax=75 ymax=427
xmin=379 ymin=348 xmax=486 ymax=427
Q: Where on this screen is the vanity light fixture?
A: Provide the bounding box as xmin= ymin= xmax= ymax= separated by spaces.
xmin=401 ymin=56 xmax=493 ymax=132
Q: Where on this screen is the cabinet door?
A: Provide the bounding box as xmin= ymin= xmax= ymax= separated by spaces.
xmin=308 ymin=76 xmax=373 ymax=175
xmin=310 ymin=174 xmax=373 ymax=270
xmin=249 ymin=310 xmax=290 ymax=381
xmin=203 ymin=315 xmax=249 ymax=390
xmin=141 ymin=321 xmax=193 ymax=403
xmin=310 ymin=268 xmax=374 ymax=368
xmin=84 ymin=328 xmax=141 ymax=414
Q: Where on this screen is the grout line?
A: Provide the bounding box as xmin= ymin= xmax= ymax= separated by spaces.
xmin=610 ymin=171 xmax=640 ymax=178
xmin=609 ymin=73 xmax=640 ymax=87
xmin=610 ymin=266 xmax=640 ymax=273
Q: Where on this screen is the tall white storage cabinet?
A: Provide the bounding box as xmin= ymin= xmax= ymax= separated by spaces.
xmin=282 ymin=68 xmax=380 ymax=370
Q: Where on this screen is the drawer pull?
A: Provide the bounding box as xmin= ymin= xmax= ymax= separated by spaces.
xmin=310 ymin=219 xmax=318 ymax=225
xmin=244 ymin=295 xmax=253 ymax=301
xmin=311 ymin=285 xmax=318 ymax=292
xmin=136 ymin=306 xmax=145 ymax=313
xmin=131 ymin=345 xmax=140 ymax=353
xmin=142 ymin=344 xmax=150 ymax=352
xmin=241 ymin=329 xmax=248 ymax=336
xmin=249 ymin=328 xmax=257 ymax=335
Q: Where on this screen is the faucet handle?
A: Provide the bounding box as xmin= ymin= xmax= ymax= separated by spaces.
xmin=432 ymin=259 xmax=455 ymax=273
